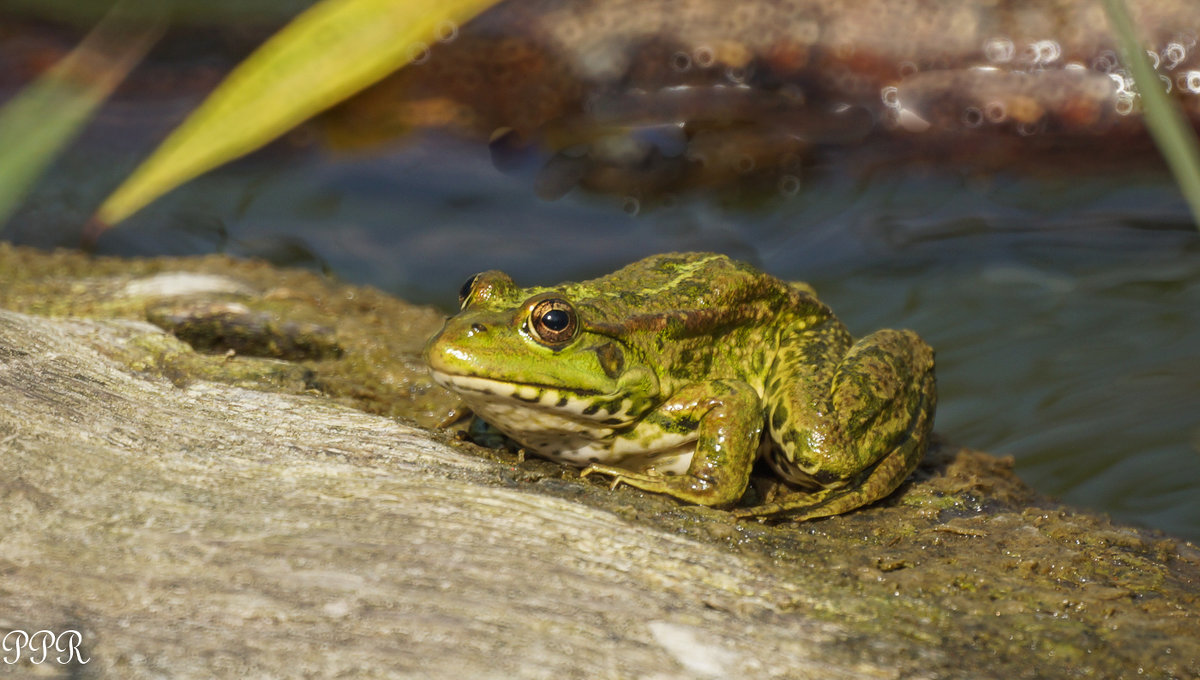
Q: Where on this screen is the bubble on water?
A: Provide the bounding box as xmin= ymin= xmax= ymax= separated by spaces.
xmin=897 ymin=61 xmax=919 ymax=78
xmin=1016 ymin=119 xmax=1044 ymax=136
xmin=1030 ymin=40 xmax=1061 ymax=66
xmin=880 ymin=86 xmax=900 ymax=109
xmin=1109 ymin=72 xmax=1129 ymax=94
xmin=408 ymin=41 xmax=431 ymax=65
xmin=984 ymin=101 xmax=1007 ymax=123
xmin=961 ymin=107 xmax=984 ymax=128
xmin=1114 ymin=94 xmax=1136 ymax=116
xmin=1164 ymin=42 xmax=1187 ymax=70
xmin=732 ymin=155 xmax=756 ymax=174
xmin=1183 ymin=71 xmax=1200 ymax=94
xmin=693 ymin=46 xmax=716 ymax=69
xmin=1092 ymin=50 xmax=1119 ymax=73
xmin=622 ymin=197 xmax=640 ymax=215
xmin=778 ymin=174 xmax=801 ymax=196
xmin=435 ymin=20 xmax=458 ymax=43
xmin=726 ymin=66 xmax=747 ymax=84
xmin=1146 ymin=49 xmax=1161 ymax=70
xmin=1160 ymin=74 xmax=1173 ymax=93
xmin=984 ymin=37 xmax=1014 ymax=63
xmin=671 ymin=51 xmax=692 ymax=72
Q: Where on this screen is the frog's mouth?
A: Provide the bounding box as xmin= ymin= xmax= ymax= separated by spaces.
xmin=429 ymin=369 xmax=636 ymax=425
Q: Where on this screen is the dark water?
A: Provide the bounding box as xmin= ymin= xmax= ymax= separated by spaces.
xmin=3 ymin=24 xmax=1199 ymax=542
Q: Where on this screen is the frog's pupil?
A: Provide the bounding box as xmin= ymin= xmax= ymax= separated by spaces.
xmin=542 ymin=309 xmax=570 ymax=331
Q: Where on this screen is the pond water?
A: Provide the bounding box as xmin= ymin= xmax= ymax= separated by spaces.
xmin=2 ymin=7 xmax=1199 ymax=541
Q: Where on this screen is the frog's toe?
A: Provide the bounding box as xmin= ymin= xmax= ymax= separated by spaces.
xmin=580 ymin=463 xmax=622 ymax=489
xmin=581 ymin=464 xmax=661 ymax=491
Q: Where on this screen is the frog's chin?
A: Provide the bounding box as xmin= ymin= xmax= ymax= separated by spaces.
xmin=428 ymin=369 xmax=636 ymax=424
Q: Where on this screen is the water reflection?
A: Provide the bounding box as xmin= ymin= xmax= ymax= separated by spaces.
xmin=319 ymin=0 xmax=1200 ymax=206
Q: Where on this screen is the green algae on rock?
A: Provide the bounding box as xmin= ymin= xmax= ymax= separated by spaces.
xmin=0 ymin=242 xmax=458 ymax=427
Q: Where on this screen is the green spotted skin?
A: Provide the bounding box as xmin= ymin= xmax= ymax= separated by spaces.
xmin=424 ymin=252 xmax=935 ymax=520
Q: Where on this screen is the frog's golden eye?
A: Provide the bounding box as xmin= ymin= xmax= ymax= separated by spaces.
xmin=529 ymin=298 xmax=577 ymax=346
xmin=458 ymin=273 xmax=482 ymax=308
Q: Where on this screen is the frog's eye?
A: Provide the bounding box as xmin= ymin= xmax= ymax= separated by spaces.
xmin=528 ymin=298 xmax=578 ymax=346
xmin=458 ymin=273 xmax=482 ymax=308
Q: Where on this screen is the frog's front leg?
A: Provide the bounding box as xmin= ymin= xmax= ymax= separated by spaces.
xmin=580 ymin=380 xmax=762 ymax=508
xmin=736 ymin=327 xmax=936 ymax=520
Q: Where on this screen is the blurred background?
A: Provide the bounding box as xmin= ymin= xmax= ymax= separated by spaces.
xmin=1 ymin=0 xmax=1198 ymax=539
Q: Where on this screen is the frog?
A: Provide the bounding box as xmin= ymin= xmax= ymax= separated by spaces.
xmin=423 ymin=252 xmax=936 ymax=520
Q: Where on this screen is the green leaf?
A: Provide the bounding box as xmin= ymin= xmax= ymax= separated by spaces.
xmin=0 ymin=1 xmax=162 ymax=228
xmin=93 ymin=0 xmax=502 ymax=230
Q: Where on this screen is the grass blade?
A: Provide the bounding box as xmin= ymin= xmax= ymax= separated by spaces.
xmin=0 ymin=1 xmax=163 ymax=228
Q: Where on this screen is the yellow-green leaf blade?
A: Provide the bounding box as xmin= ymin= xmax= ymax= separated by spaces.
xmin=94 ymin=0 xmax=501 ymax=228
xmin=0 ymin=1 xmax=162 ymax=227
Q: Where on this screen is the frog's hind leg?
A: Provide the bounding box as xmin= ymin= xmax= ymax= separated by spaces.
xmin=734 ymin=384 xmax=933 ymax=520
xmin=735 ymin=328 xmax=936 ymax=521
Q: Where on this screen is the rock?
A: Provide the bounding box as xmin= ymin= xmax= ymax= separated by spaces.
xmin=0 ymin=244 xmax=1196 ymax=678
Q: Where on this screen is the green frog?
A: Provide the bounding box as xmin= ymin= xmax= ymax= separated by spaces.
xmin=424 ymin=252 xmax=935 ymax=520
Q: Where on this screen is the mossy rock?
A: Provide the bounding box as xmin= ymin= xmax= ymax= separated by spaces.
xmin=0 ymin=244 xmax=1196 ymax=678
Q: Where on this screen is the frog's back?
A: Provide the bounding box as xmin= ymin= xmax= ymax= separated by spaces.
xmin=569 ymin=252 xmax=815 ymax=331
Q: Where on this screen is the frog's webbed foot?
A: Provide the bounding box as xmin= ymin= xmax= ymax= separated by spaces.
xmin=732 ymin=485 xmax=845 ymax=521
xmin=581 ymin=463 xmax=744 ymax=510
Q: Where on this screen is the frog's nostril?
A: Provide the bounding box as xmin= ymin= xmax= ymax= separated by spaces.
xmin=471 ymin=323 xmax=487 ymax=334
